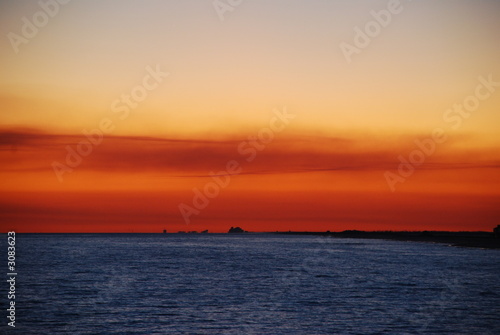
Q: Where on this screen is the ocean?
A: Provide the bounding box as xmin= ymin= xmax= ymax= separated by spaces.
xmin=1 ymin=233 xmax=499 ymax=334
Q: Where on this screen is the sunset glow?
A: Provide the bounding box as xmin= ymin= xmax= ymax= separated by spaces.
xmin=1 ymin=0 xmax=499 ymax=232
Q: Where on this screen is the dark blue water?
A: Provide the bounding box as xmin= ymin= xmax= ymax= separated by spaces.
xmin=1 ymin=234 xmax=499 ymax=334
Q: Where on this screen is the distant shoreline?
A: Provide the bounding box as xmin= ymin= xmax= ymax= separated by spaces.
xmin=274 ymin=231 xmax=500 ymax=249
xmin=4 ymin=231 xmax=500 ymax=249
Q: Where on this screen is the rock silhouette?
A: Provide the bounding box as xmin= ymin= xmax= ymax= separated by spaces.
xmin=228 ymin=226 xmax=247 ymax=233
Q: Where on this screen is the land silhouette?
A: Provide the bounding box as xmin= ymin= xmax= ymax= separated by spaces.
xmin=228 ymin=226 xmax=247 ymax=233
xmin=275 ymin=230 xmax=500 ymax=249
xmin=162 ymin=226 xmax=500 ymax=249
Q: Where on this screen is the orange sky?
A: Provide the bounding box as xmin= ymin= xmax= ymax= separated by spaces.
xmin=1 ymin=1 xmax=499 ymax=232
xmin=1 ymin=129 xmax=499 ymax=232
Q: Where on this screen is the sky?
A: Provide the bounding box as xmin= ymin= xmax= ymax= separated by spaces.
xmin=1 ymin=0 xmax=499 ymax=233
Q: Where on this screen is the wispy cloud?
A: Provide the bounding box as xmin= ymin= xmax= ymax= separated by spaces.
xmin=1 ymin=129 xmax=499 ymax=176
